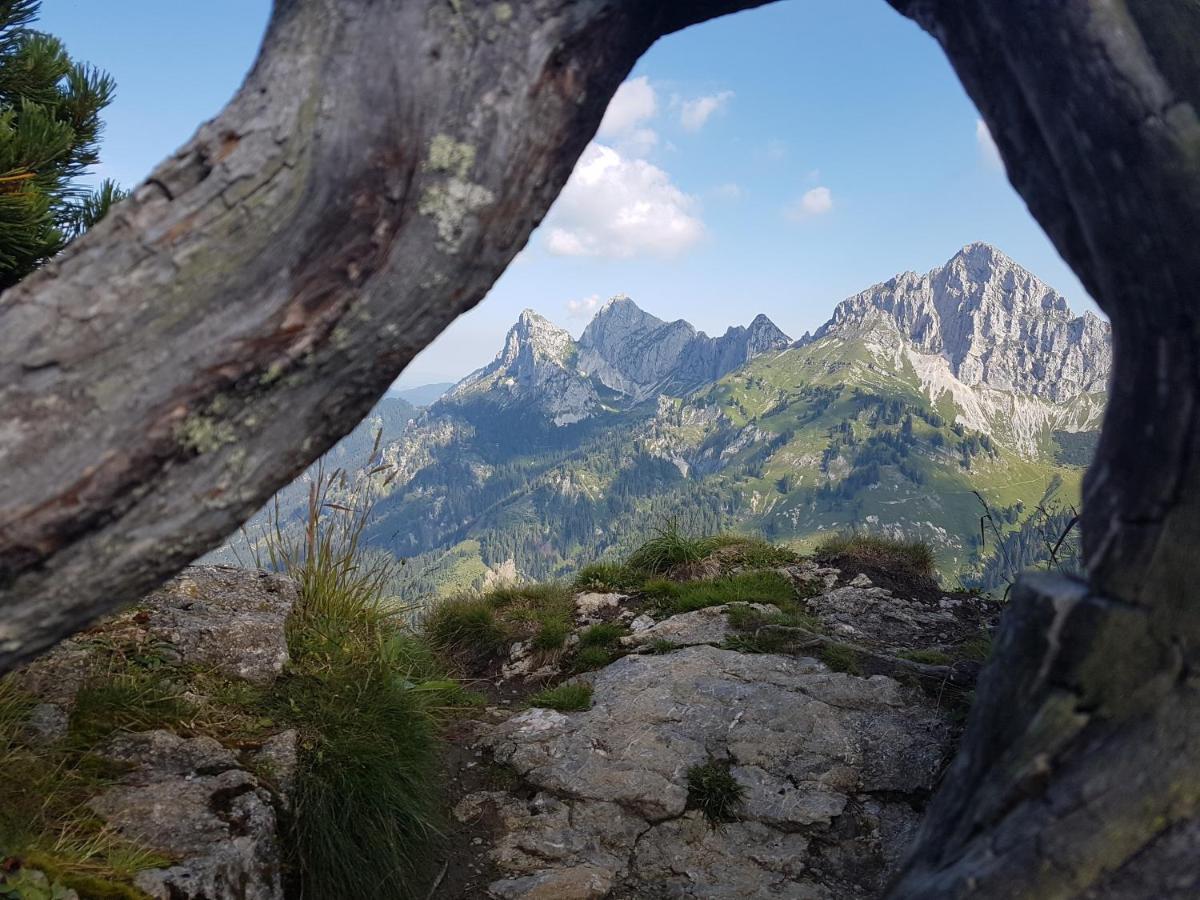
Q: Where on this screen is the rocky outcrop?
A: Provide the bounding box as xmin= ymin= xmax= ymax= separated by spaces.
xmin=448 ymin=310 xmax=601 ymax=426
xmin=7 ymin=566 xmax=296 ymax=900
xmin=578 ymin=297 xmax=790 ymax=401
xmin=91 ymin=731 xmax=283 ymax=900
xmin=466 ymin=645 xmax=952 ymax=898
xmin=817 ymin=242 xmax=1111 ymax=402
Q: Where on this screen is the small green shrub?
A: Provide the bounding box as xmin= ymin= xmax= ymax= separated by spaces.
xmin=528 ymin=682 xmax=593 ymax=712
xmin=423 ymin=596 xmax=507 ymax=662
xmin=579 ymin=623 xmax=625 ymax=647
xmin=899 ymin=648 xmax=952 ymax=666
xmin=710 ymin=535 xmax=802 ymax=569
xmin=648 ymin=571 xmax=795 ymax=615
xmin=573 ymin=562 xmax=641 ymax=592
xmin=686 ymin=760 xmax=744 ymax=824
xmin=814 ymin=532 xmax=936 ymax=580
xmin=819 ymin=642 xmax=863 ymax=675
xmin=530 ymin=615 xmax=571 ymax=652
xmin=572 ymin=646 xmax=615 ymax=672
xmin=626 ymin=520 xmax=719 ymax=575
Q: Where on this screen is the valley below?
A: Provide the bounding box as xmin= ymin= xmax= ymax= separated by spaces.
xmin=216 ymin=242 xmax=1108 ymax=599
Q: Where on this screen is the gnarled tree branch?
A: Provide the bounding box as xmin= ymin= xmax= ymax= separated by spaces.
xmin=2 ymin=1 xmax=1199 ymax=895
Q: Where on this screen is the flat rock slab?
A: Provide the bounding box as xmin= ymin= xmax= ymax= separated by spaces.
xmin=90 ymin=730 xmax=284 ymax=900
xmin=139 ymin=565 xmax=297 ymax=684
xmin=479 ymin=645 xmax=952 ymax=898
xmin=621 ymin=603 xmax=780 ymax=649
xmin=803 ymin=585 xmax=991 ymax=653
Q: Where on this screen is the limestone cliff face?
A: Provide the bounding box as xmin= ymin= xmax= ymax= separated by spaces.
xmin=578 ymin=297 xmax=790 ymax=400
xmin=816 ymin=243 xmax=1112 ymax=403
xmin=448 ymin=309 xmax=600 ymax=426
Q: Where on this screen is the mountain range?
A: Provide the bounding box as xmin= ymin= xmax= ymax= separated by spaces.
xmin=223 ymin=243 xmax=1110 ymax=596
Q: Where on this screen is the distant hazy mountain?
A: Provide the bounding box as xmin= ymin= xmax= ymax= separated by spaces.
xmin=231 ymin=244 xmax=1110 ymax=596
xmin=392 ymin=382 xmax=455 ymax=407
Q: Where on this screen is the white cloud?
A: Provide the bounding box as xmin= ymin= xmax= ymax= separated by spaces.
xmin=545 ymin=143 xmax=704 ymax=259
xmin=565 ymin=294 xmax=602 ymax=318
xmin=786 ymin=186 xmax=834 ymax=220
xmin=599 ymin=77 xmax=657 ymax=139
xmin=680 ymin=90 xmax=734 ymax=131
xmin=712 ymin=182 xmax=744 ymax=201
xmin=976 ymin=119 xmax=1004 ymax=169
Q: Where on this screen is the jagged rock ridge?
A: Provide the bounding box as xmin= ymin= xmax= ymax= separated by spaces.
xmin=815 ymin=242 xmax=1111 ymax=402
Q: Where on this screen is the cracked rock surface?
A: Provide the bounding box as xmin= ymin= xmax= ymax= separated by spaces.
xmin=467 ymin=644 xmax=952 ymax=898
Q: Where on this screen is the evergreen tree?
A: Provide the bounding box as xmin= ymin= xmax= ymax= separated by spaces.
xmin=0 ymin=0 xmax=124 ymax=289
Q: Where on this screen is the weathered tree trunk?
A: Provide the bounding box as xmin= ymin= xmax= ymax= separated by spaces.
xmin=1 ymin=0 xmax=1198 ymax=895
xmin=883 ymin=1 xmax=1200 ymax=896
xmin=0 ymin=0 xmax=772 ymax=671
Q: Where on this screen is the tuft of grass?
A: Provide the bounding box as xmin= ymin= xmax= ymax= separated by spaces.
xmin=899 ymin=648 xmax=952 ymax=666
xmin=578 ymin=623 xmax=625 ymax=648
xmin=814 ymin=532 xmax=936 ymax=581
xmin=528 ymin=682 xmax=593 ymax=712
xmin=253 ymin=457 xmax=464 ymax=899
xmin=572 ymin=646 xmax=615 ymax=672
xmin=625 ymin=520 xmax=719 ymax=576
xmin=571 ymin=623 xmax=627 ymax=672
xmin=69 ymin=672 xmax=194 ymax=747
xmin=422 ymin=596 xmax=507 ymax=664
xmin=644 ymin=571 xmax=795 ymax=615
xmin=530 ymin=615 xmax=571 ymax=652
xmin=709 ymin=534 xmax=802 ymax=569
xmin=686 ymin=760 xmax=744 ymax=824
xmin=818 ymin=642 xmax=863 ymax=675
xmin=0 ymin=678 xmax=171 ymax=898
xmin=573 ymin=562 xmax=641 ymax=593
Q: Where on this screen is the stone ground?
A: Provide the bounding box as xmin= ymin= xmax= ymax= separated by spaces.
xmin=431 ymin=559 xmax=998 ymax=899
xmin=8 ymin=566 xmax=297 ymax=900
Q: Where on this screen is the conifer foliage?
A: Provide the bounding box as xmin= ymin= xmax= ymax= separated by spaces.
xmin=0 ymin=0 xmax=123 ymax=289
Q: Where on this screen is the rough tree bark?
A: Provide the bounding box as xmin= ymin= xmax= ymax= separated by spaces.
xmin=0 ymin=0 xmax=1197 ymax=896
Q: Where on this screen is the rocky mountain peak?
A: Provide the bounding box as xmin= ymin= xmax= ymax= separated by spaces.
xmin=818 ymin=244 xmax=1112 ymax=401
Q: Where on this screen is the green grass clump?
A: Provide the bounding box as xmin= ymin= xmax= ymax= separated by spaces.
xmin=528 ymin=682 xmax=593 ymax=712
xmin=0 ymin=678 xmax=171 ymax=898
xmin=530 ymin=615 xmax=571 ymax=652
xmin=572 ymin=646 xmax=615 ymax=672
xmin=686 ymin=760 xmax=744 ymax=824
xmin=571 ymin=623 xmax=628 ymax=672
xmin=69 ymin=672 xmax=194 ymax=747
xmin=422 ymin=596 xmax=507 ymax=663
xmin=578 ymin=623 xmax=625 ymax=648
xmin=573 ymin=562 xmax=641 ymax=593
xmin=818 ymin=642 xmax=863 ymax=675
xmin=814 ymin=532 xmax=936 ymax=581
xmin=899 ymin=648 xmax=952 ymax=666
xmin=709 ymin=535 xmax=802 ymax=569
xmin=625 ymin=520 xmax=720 ymax=575
xmin=645 ymin=571 xmax=795 ymax=615
xmin=254 ymin=459 xmax=465 ymax=899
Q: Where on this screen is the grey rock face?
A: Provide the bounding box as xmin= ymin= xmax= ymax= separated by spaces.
xmin=91 ymin=731 xmax=283 ymax=900
xmin=449 ymin=309 xmax=600 ymax=425
xmin=479 ymin=645 xmax=952 ymax=898
xmin=578 ymin=297 xmax=790 ymax=400
xmin=138 ymin=565 xmax=296 ymax=684
xmin=621 ymin=603 xmax=778 ymax=649
xmin=816 ymin=242 xmax=1111 ymax=402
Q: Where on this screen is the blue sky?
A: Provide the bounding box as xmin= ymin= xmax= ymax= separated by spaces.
xmin=42 ymin=0 xmax=1097 ymax=387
